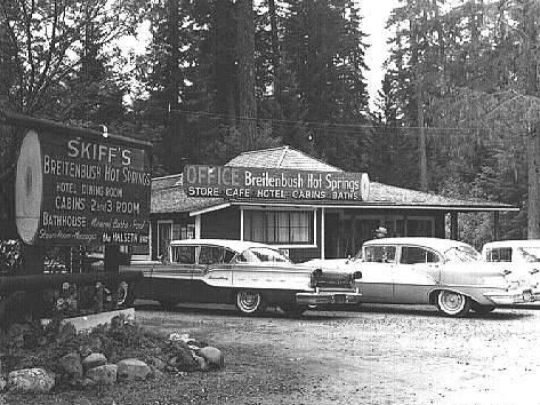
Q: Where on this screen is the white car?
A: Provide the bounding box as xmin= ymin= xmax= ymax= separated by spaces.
xmin=123 ymin=239 xmax=362 ymax=316
xmin=307 ymin=237 xmax=536 ymax=317
xmin=482 ymin=240 xmax=540 ymax=300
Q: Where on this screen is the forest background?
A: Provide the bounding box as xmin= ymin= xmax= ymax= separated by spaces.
xmin=1 ymin=0 xmax=540 ymax=249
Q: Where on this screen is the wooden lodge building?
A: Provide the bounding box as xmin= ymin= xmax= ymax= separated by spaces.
xmin=146 ymin=146 xmax=516 ymax=263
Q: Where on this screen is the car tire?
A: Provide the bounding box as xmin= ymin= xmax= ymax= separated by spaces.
xmin=436 ymin=290 xmax=471 ymax=317
xmin=280 ymin=304 xmax=308 ymax=318
xmin=235 ymin=290 xmax=266 ymax=315
xmin=158 ymin=300 xmax=178 ymax=310
xmin=471 ymin=302 xmax=496 ymax=314
xmin=116 ymin=281 xmax=135 ymax=308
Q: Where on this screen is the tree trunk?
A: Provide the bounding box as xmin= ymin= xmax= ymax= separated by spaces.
xmin=236 ymin=0 xmax=257 ymax=151
xmin=268 ymin=0 xmax=281 ymax=107
xmin=168 ymin=0 xmax=180 ymax=112
xmin=417 ymin=81 xmax=428 ymax=192
xmin=528 ymin=125 xmax=540 ymax=238
xmin=411 ymin=17 xmax=428 ymax=192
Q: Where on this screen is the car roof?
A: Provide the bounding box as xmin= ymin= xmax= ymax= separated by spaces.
xmin=363 ymin=237 xmax=473 ymax=251
xmin=169 ymin=239 xmax=277 ymax=253
xmin=482 ymin=240 xmax=540 ymax=250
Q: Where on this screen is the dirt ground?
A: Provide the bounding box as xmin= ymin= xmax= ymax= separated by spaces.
xmin=135 ymin=302 xmax=540 ymax=405
xmin=2 ymin=301 xmax=539 ymax=405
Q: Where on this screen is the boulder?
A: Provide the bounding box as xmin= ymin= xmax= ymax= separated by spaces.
xmin=82 ymin=353 xmax=107 ymax=371
xmin=58 ymin=352 xmax=83 ymax=381
xmin=8 ymin=367 xmax=55 ymax=393
xmin=0 ymin=378 xmax=6 ymax=391
xmin=85 ymin=365 xmax=117 ymax=386
xmin=198 ymin=347 xmax=225 ymax=370
xmin=192 ymin=354 xmax=210 ymax=372
xmin=116 ymin=358 xmax=151 ymax=381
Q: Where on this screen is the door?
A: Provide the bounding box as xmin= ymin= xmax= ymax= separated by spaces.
xmin=358 ymin=244 xmax=396 ymax=302
xmin=393 ymin=246 xmax=442 ymax=303
xmin=157 ymin=221 xmax=172 ymax=261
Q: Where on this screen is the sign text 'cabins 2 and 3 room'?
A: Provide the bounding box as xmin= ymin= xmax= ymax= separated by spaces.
xmin=183 ymin=165 xmax=370 ymax=201
xmin=15 ymin=130 xmax=151 ymax=245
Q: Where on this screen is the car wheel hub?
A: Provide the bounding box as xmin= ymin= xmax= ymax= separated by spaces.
xmin=238 ymin=291 xmax=260 ymax=310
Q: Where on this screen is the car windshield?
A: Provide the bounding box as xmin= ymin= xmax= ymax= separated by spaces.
xmin=443 ymin=246 xmax=481 ymax=262
xmin=237 ymin=247 xmax=291 ymax=263
xmin=517 ymin=247 xmax=540 ymax=262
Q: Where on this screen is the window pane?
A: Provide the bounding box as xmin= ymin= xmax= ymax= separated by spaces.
xmin=364 ymin=246 xmax=396 ymax=263
xmin=173 ymin=246 xmax=195 ymax=264
xmin=243 ymin=212 xmax=252 ymax=240
xmin=199 ymin=246 xmax=225 ymax=264
xmin=251 ymin=212 xmax=265 ymax=242
xmin=401 ymin=247 xmax=439 ymax=264
xmin=243 ymin=210 xmax=313 ymax=245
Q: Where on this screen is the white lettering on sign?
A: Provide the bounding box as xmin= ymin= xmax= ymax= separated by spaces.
xmin=67 ymin=139 xmax=131 ymax=165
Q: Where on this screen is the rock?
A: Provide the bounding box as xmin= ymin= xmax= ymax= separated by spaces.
xmin=82 ymin=353 xmax=107 ymax=371
xmin=198 ymin=346 xmax=224 ymax=369
xmin=58 ymin=352 xmax=83 ymax=381
xmin=8 ymin=367 xmax=55 ymax=393
xmin=116 ymin=358 xmax=151 ymax=381
xmin=193 ymin=354 xmax=210 ymax=371
xmin=85 ymin=365 xmax=117 ymax=386
xmin=0 ymin=378 xmax=6 ymax=391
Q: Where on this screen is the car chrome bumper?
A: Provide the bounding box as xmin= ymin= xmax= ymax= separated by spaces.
xmin=484 ymin=289 xmax=535 ymax=305
xmin=296 ymin=291 xmax=362 ymax=305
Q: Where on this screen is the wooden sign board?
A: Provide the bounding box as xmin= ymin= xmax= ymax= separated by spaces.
xmin=15 ymin=129 xmax=151 ymax=246
xmin=183 ymin=165 xmax=370 ymax=201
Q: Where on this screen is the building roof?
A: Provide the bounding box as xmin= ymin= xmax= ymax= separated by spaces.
xmin=227 ymin=146 xmax=341 ymax=172
xmin=151 ymin=173 xmax=223 ymax=214
xmin=151 ymin=146 xmax=517 ymax=215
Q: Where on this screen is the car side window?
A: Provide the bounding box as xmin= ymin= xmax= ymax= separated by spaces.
xmin=486 ymin=247 xmax=512 ymax=262
xmin=400 ymin=247 xmax=440 ymax=264
xmin=199 ymin=246 xmax=226 ymax=265
xmin=172 ymin=246 xmax=196 ymax=264
xmin=364 ymin=246 xmax=396 ymax=263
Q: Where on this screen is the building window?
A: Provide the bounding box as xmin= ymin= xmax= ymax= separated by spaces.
xmin=243 ymin=210 xmax=314 ymax=245
xmin=485 ymin=247 xmax=512 ymax=262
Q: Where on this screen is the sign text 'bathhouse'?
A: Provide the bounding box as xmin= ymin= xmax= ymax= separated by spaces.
xmin=183 ymin=165 xmax=370 ymax=201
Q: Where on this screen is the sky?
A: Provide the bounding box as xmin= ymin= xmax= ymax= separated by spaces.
xmin=358 ymin=0 xmax=400 ymax=109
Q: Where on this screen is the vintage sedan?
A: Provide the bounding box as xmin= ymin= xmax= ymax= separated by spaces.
xmin=123 ymin=239 xmax=362 ymax=316
xmin=482 ymin=240 xmax=540 ymax=301
xmin=307 ymin=237 xmax=535 ymax=317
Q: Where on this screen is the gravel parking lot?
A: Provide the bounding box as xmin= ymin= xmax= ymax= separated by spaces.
xmin=136 ymin=302 xmax=540 ymax=405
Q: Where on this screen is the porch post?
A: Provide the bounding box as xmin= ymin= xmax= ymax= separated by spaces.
xmin=321 ymin=207 xmax=326 ymax=259
xmin=240 ymin=208 xmax=244 ymax=241
xmin=194 ymin=215 xmax=201 ymax=239
xmin=450 ymin=212 xmax=459 ymax=240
